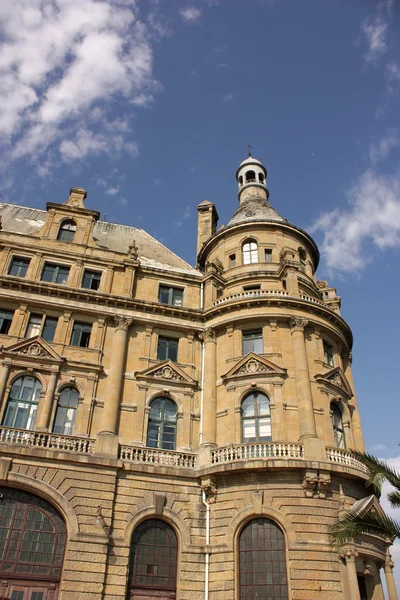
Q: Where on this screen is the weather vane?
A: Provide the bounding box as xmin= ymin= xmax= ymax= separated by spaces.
xmin=246 ymin=141 xmax=254 ymax=157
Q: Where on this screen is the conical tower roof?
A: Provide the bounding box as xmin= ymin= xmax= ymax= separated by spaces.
xmin=228 ymin=193 xmax=284 ymax=226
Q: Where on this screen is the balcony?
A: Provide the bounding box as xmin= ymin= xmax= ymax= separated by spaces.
xmin=326 ymin=447 xmax=369 ymax=474
xmin=211 ymin=442 xmax=304 ymax=464
xmin=0 ymin=427 xmax=95 ymax=453
xmin=119 ymin=445 xmax=196 ymax=468
xmin=214 ymin=289 xmax=289 ymax=306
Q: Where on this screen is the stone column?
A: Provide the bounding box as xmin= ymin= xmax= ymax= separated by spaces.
xmin=35 ymin=367 xmax=59 ymax=431
xmin=96 ymin=316 xmax=132 ymax=456
xmin=385 ymin=549 xmax=399 ymax=600
xmin=202 ymin=327 xmax=217 ymax=446
xmin=0 ymin=360 xmax=11 ymax=408
xmin=290 ymin=317 xmax=324 ymax=459
xmin=344 ymin=549 xmax=361 ymax=600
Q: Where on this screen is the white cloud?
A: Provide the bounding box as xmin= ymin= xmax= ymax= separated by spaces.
xmin=361 ymin=16 xmax=388 ymax=64
xmin=369 ymin=129 xmax=399 ymax=164
xmin=105 ymin=185 xmax=120 ymax=196
xmin=117 ymin=197 xmax=128 ymax=206
xmin=173 ymin=205 xmax=191 ymax=233
xmin=222 ymin=92 xmax=234 ymax=102
xmin=0 ymin=0 xmax=159 ymax=171
xmin=179 ymin=7 xmax=201 ymax=23
xmin=311 ymin=170 xmax=400 ymax=273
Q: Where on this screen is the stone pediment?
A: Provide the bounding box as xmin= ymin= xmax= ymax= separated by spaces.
xmin=1 ymin=336 xmax=63 ymax=363
xmin=315 ymin=367 xmax=352 ymax=399
xmin=136 ymin=360 xmax=198 ymax=388
xmin=222 ymin=353 xmax=287 ymax=381
xmin=350 ymin=495 xmax=386 ymax=519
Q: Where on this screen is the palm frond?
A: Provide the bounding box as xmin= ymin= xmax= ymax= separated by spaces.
xmin=387 ymin=490 xmax=400 ymax=508
xmin=350 ymin=451 xmax=400 ymax=493
xmin=330 ymin=509 xmax=400 ymax=547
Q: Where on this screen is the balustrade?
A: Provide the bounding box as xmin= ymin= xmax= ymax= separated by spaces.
xmin=0 ymin=427 xmax=95 ymax=453
xmin=119 ymin=445 xmax=196 ymax=468
xmin=211 ymin=442 xmax=304 ymax=464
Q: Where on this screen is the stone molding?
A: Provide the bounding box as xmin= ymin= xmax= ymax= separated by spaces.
xmin=289 ymin=316 xmax=308 ymax=332
xmin=114 ymin=315 xmax=133 ymax=331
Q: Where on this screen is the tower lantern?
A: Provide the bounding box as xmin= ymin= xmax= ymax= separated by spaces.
xmin=236 ymin=156 xmax=269 ymax=203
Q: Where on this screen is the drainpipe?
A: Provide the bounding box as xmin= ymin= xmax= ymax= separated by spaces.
xmin=200 ymin=282 xmax=205 ymax=445
xmin=202 ymin=489 xmax=210 ymax=600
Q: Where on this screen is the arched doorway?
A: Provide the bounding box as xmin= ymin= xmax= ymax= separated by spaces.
xmin=0 ymin=488 xmax=66 ymax=599
xmin=128 ymin=519 xmax=177 ymax=600
xmin=239 ymin=518 xmax=289 ymax=600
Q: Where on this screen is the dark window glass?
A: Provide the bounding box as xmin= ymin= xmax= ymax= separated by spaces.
xmin=129 ymin=519 xmax=177 ymax=593
xmin=239 ymin=518 xmax=288 ymax=600
xmin=0 ymin=487 xmax=66 ymax=580
xmin=259 ymin=172 xmax=265 ymax=183
xmin=229 ymin=254 xmax=236 ymax=268
xmin=57 ymin=220 xmax=76 ymax=242
xmin=2 ymin=376 xmax=42 ymax=430
xmin=158 ymin=286 xmax=183 ymax=307
xmin=42 ymin=318 xmax=58 ymax=343
xmin=9 ymin=258 xmax=30 ymax=278
xmin=53 ymin=387 xmax=79 ymax=435
xmin=146 ymin=398 xmax=177 ymax=450
xmin=0 ymin=310 xmax=14 ymax=335
xmin=323 ymin=341 xmax=334 ymax=366
xmin=82 ymin=270 xmax=101 ymax=291
xmin=331 ymin=403 xmax=346 ymax=449
xmin=157 ymin=336 xmax=178 ymax=362
xmin=242 ymin=329 xmax=263 ymax=354
xmin=245 ymin=170 xmax=256 ymax=183
xmin=242 ymin=392 xmax=271 ymax=443
xmin=265 ymin=249 xmax=272 ymax=263
xmin=243 ymin=285 xmax=261 ymax=292
xmin=70 ymin=322 xmax=92 ymax=348
xmin=41 ymin=264 xmax=70 ymax=285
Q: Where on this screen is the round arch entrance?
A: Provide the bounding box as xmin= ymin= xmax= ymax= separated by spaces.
xmin=0 ymin=487 xmax=66 ymax=600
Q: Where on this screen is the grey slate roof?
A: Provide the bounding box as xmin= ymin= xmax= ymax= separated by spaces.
xmin=227 ymin=194 xmax=284 ymax=227
xmin=0 ymin=203 xmax=199 ymax=277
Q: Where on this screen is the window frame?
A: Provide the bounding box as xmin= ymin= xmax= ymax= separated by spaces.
xmin=81 ymin=269 xmax=102 ymax=291
xmin=264 ymin=248 xmax=273 ymax=263
xmin=158 ymin=285 xmax=184 ymax=307
xmin=0 ymin=310 xmax=14 ymax=335
xmin=229 ymin=253 xmax=236 ymax=268
xmin=52 ymin=387 xmax=79 ymax=435
xmin=323 ymin=340 xmax=334 ymax=366
xmin=41 ymin=263 xmax=70 ymax=285
xmin=70 ymin=321 xmax=92 ymax=348
xmin=157 ymin=335 xmax=179 ymax=362
xmin=8 ymin=257 xmax=31 ymax=278
xmin=146 ymin=397 xmax=177 ymax=451
xmin=25 ymin=314 xmax=58 ymax=342
xmin=2 ymin=375 xmax=42 ymax=430
xmin=241 ymin=391 xmax=272 ymax=443
xmin=242 ymin=240 xmax=258 ymax=265
xmin=331 ymin=402 xmax=346 ymax=449
xmin=57 ymin=219 xmax=77 ymax=242
xmin=242 ymin=329 xmax=263 ymax=355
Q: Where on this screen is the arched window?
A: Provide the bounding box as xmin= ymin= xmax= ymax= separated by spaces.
xmin=331 ymin=402 xmax=346 ymax=448
xmin=245 ymin=170 xmax=256 ymax=183
xmin=242 ymin=392 xmax=271 ymax=443
xmin=242 ymin=240 xmax=258 ymax=265
xmin=239 ymin=175 xmax=243 ymax=185
xmin=57 ymin=219 xmax=76 ymax=242
xmin=258 ymin=172 xmax=264 ymax=183
xmin=128 ymin=519 xmax=177 ymax=599
xmin=2 ymin=376 xmax=42 ymax=430
xmin=53 ymin=387 xmax=79 ymax=435
xmin=239 ymin=518 xmax=288 ymax=600
xmin=146 ymin=398 xmax=177 ymax=450
xmin=0 ymin=487 xmax=66 ymax=595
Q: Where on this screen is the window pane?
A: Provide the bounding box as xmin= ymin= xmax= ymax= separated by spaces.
xmin=265 ymin=249 xmax=272 ymax=263
xmin=157 ymin=337 xmax=178 ymax=362
xmin=242 ymin=330 xmax=263 ymax=354
xmin=9 ymin=258 xmax=30 ymax=278
xmin=0 ymin=310 xmax=14 ymax=335
xmin=243 ymin=419 xmax=256 ymax=441
xmin=41 ymin=264 xmax=56 ymax=283
xmin=26 ymin=315 xmax=42 ymax=339
xmin=82 ymin=270 xmax=101 ymax=290
xmin=258 ymin=417 xmax=272 ymax=440
xmin=55 ymin=267 xmax=70 ymax=284
xmin=42 ymin=318 xmax=57 ymax=342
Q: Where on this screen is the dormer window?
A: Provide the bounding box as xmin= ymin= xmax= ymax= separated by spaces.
xmin=245 ymin=170 xmax=256 ymax=183
xmin=242 ymin=240 xmax=258 ymax=264
xmin=57 ymin=219 xmax=76 ymax=242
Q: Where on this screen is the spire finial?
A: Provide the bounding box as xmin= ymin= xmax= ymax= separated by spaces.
xmin=246 ymin=141 xmax=253 ymax=157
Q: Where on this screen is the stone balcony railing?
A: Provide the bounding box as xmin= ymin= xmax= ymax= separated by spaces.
xmin=326 ymin=447 xmax=369 ymax=473
xmin=211 ymin=442 xmax=304 ymax=464
xmin=119 ymin=445 xmax=196 ymax=468
xmin=212 ymin=289 xmax=333 ymax=310
xmin=0 ymin=427 xmax=95 ymax=453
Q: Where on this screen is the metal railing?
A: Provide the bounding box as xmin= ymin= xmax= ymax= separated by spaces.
xmin=119 ymin=445 xmax=196 ymax=468
xmin=0 ymin=427 xmax=95 ymax=453
xmin=211 ymin=442 xmax=304 ymax=464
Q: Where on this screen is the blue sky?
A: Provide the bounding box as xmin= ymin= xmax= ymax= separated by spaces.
xmin=1 ymin=0 xmax=399 ymax=548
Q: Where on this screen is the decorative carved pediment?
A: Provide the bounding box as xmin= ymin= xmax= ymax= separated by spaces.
xmin=136 ymin=360 xmax=198 ymax=388
xmin=222 ymin=353 xmax=287 ymax=381
xmin=315 ymin=367 xmax=352 ymax=399
xmin=1 ymin=336 xmax=63 ymax=363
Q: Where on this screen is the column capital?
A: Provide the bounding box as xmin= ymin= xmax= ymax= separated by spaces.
xmin=386 ymin=550 xmax=395 ymax=570
xmin=340 ymin=547 xmax=358 ymax=562
xmin=289 ymin=316 xmax=308 ymax=333
xmin=203 ymin=327 xmax=217 ymax=342
xmin=114 ymin=315 xmax=133 ymax=332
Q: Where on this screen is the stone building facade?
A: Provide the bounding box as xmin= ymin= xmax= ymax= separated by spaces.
xmin=0 ymin=156 xmax=396 ymax=600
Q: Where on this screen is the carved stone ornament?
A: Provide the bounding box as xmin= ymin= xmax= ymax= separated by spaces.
xmin=302 ymin=470 xmax=331 ymax=499
xmin=114 ymin=316 xmax=133 ymax=331
xmin=152 ymin=365 xmax=185 ymax=382
xmin=201 ymin=476 xmax=218 ymax=503
xmin=237 ymin=357 xmax=272 ymax=375
xmin=213 ymin=257 xmax=224 ymax=272
xmin=18 ymin=342 xmax=52 ymax=358
xmin=289 ymin=316 xmax=309 ymax=332
xmin=317 ymin=280 xmax=328 ymax=289
xmin=128 ymin=239 xmax=139 ymax=260
xmin=204 ymin=327 xmax=216 ymax=342
xmin=340 ymin=548 xmax=358 ymax=562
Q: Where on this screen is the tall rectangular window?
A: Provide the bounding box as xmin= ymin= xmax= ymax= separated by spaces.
xmin=242 ymin=329 xmax=263 ymax=354
xmin=158 ymin=286 xmax=183 ymax=307
xmin=82 ymin=270 xmax=101 ymax=290
xmin=157 ymin=336 xmax=178 ymax=362
xmin=70 ymin=322 xmax=92 ymax=348
xmin=229 ymin=254 xmax=236 ymax=268
xmin=26 ymin=315 xmax=58 ymax=342
xmin=265 ymin=249 xmax=272 ymax=263
xmin=323 ymin=341 xmax=334 ymax=366
xmin=0 ymin=310 xmax=14 ymax=334
xmin=41 ymin=263 xmax=70 ymax=285
xmin=42 ymin=317 xmax=58 ymax=342
xmin=25 ymin=315 xmax=42 ymax=338
xmin=8 ymin=257 xmax=30 ymax=278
